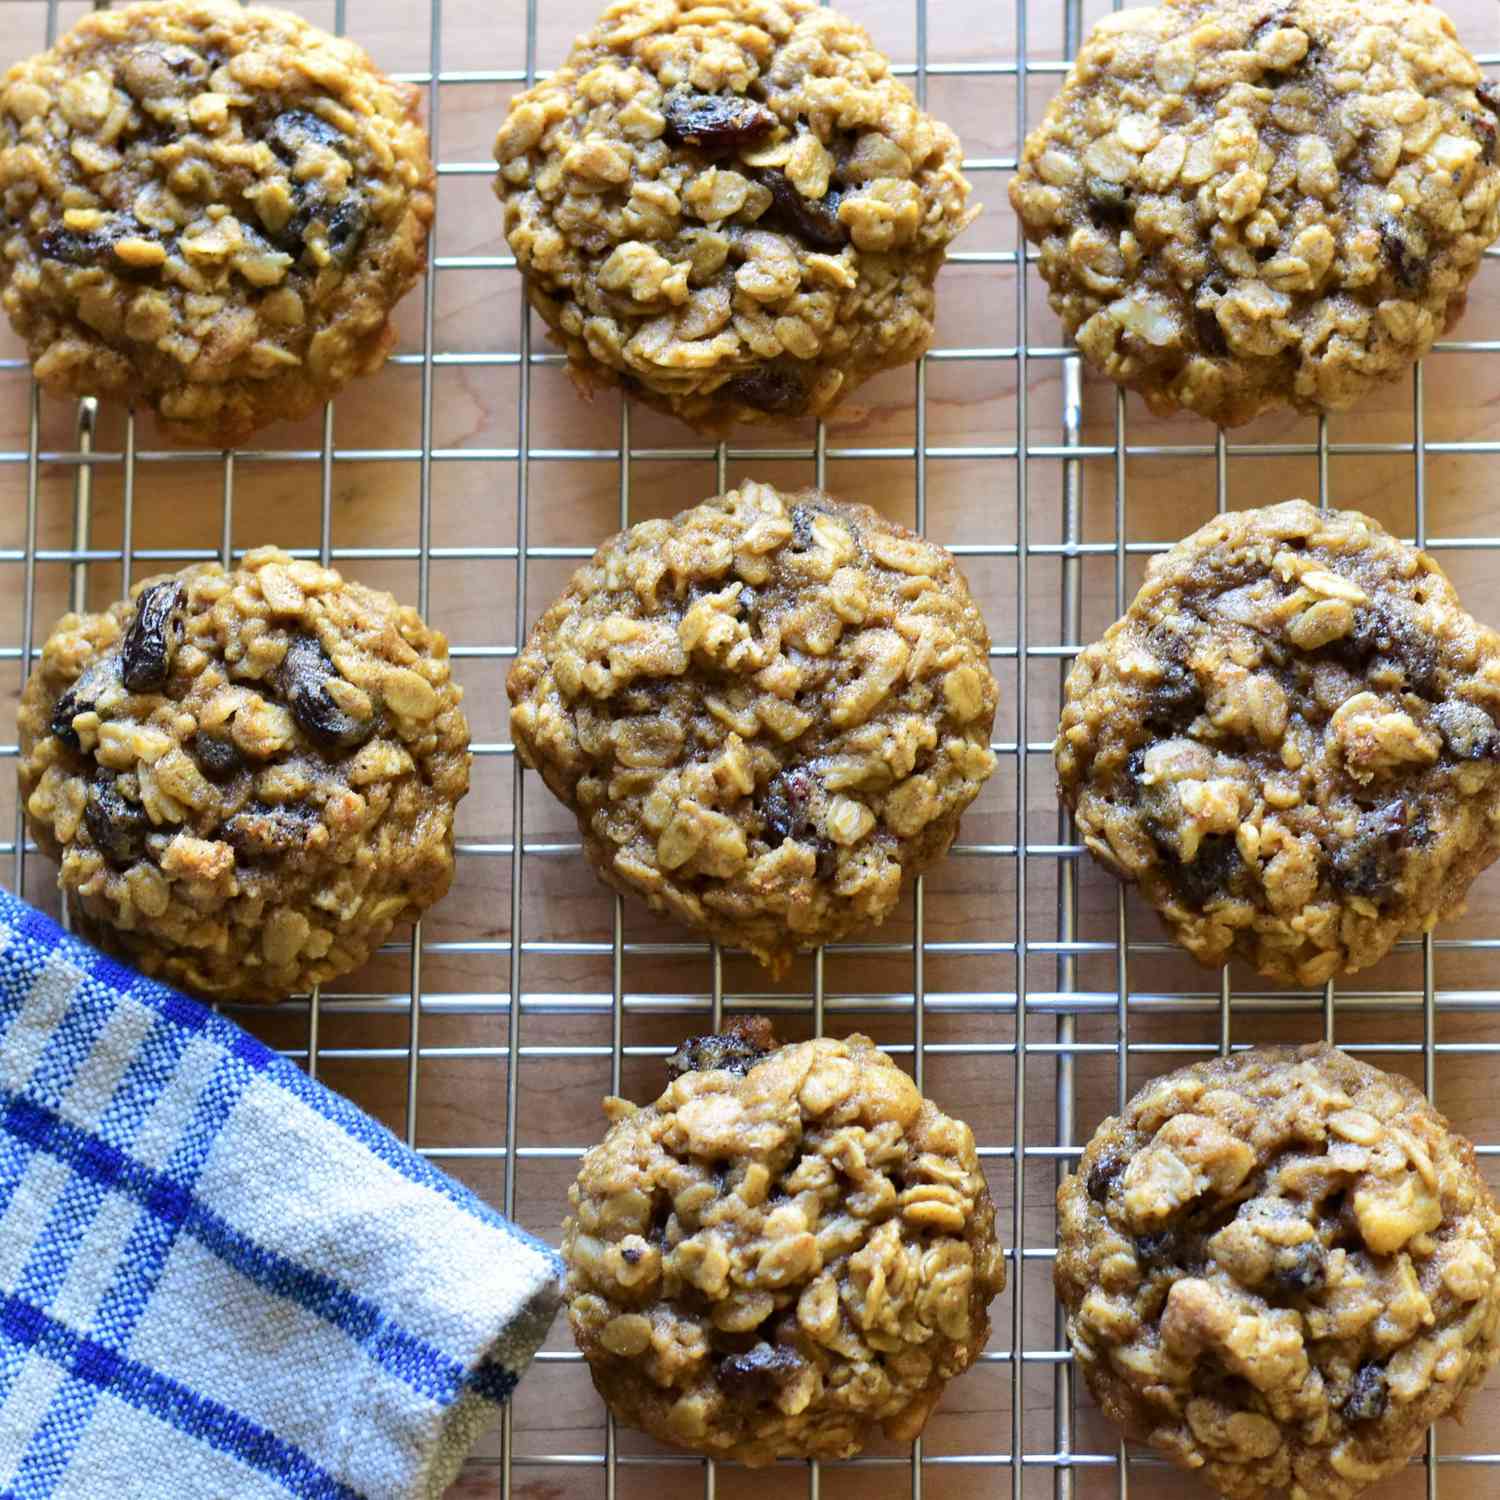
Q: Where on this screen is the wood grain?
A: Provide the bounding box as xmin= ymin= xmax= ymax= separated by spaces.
xmin=4 ymin=2 xmax=1500 ymax=1497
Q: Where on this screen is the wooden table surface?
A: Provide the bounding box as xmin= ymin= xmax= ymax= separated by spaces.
xmin=6 ymin=1 xmax=1500 ymax=1497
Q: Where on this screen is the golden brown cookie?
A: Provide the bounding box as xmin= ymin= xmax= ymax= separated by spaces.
xmin=1058 ymin=1045 xmax=1500 ymax=1500
xmin=0 ymin=0 xmax=434 ymax=445
xmin=492 ymin=0 xmax=975 ymax=431
xmin=1010 ymin=0 xmax=1500 ymax=426
xmin=563 ymin=1019 xmax=1006 ymax=1463
xmin=18 ymin=550 xmax=470 ymax=1003
xmin=508 ymin=481 xmax=998 ymax=973
xmin=1057 ymin=499 xmax=1500 ymax=986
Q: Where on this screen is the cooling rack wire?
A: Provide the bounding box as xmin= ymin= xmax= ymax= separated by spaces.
xmin=7 ymin=0 xmax=1500 ymax=1496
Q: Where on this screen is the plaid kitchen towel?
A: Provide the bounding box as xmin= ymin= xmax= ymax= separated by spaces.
xmin=0 ymin=886 xmax=562 ymax=1500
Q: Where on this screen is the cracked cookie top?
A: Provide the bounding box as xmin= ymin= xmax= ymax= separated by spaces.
xmin=1058 ymin=1045 xmax=1500 ymax=1500
xmin=1010 ymin=0 xmax=1500 ymax=427
xmin=563 ymin=1020 xmax=1005 ymax=1464
xmin=492 ymin=0 xmax=976 ymax=432
xmin=18 ymin=549 xmax=470 ymax=1003
xmin=507 ymin=481 xmax=998 ymax=974
xmin=1057 ymin=499 xmax=1500 ymax=986
xmin=0 ymin=0 xmax=434 ymax=445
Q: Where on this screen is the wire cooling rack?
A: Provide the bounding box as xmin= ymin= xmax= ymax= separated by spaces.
xmin=7 ymin=1 xmax=1500 ymax=1497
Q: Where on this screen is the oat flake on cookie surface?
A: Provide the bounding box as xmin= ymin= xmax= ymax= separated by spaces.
xmin=507 ymin=481 xmax=998 ymax=974
xmin=492 ymin=0 xmax=976 ymax=432
xmin=1009 ymin=0 xmax=1500 ymax=427
xmin=18 ymin=550 xmax=470 ymax=1004
xmin=0 ymin=0 xmax=434 ymax=446
xmin=1059 ymin=1045 xmax=1500 ymax=1500
xmin=1057 ymin=499 xmax=1500 ymax=987
xmin=563 ymin=1017 xmax=1005 ymax=1463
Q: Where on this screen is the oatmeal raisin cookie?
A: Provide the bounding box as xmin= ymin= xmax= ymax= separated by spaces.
xmin=0 ymin=0 xmax=434 ymax=445
xmin=1010 ymin=0 xmax=1500 ymax=427
xmin=18 ymin=550 xmax=470 ymax=1003
xmin=564 ymin=1019 xmax=1006 ymax=1463
xmin=1057 ymin=499 xmax=1500 ymax=985
xmin=1059 ymin=1045 xmax=1500 ymax=1499
xmin=493 ymin=0 xmax=976 ymax=432
xmin=508 ymin=481 xmax=998 ymax=973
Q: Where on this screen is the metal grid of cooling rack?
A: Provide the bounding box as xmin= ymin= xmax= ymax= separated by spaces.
xmin=8 ymin=0 xmax=1500 ymax=1497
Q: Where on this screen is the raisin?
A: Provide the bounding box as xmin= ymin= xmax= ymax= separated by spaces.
xmin=815 ymin=838 xmax=838 ymax=881
xmin=1145 ymin=661 xmax=1205 ymax=736
xmin=761 ymin=766 xmax=815 ymax=845
xmin=1342 ymin=1363 xmax=1388 ymax=1424
xmin=1331 ymin=804 xmax=1408 ymax=901
xmin=120 ymin=580 xmax=186 ymax=693
xmin=789 ymin=505 xmax=814 ymax=552
xmin=50 ymin=693 xmax=84 ymax=752
xmin=224 ymin=801 xmax=316 ymax=858
xmin=662 ymin=90 xmax=777 ymax=150
xmin=1085 ymin=177 xmax=1132 ymax=230
xmin=1268 ymin=1242 xmax=1325 ymax=1296
xmin=266 ymin=109 xmax=347 ymax=163
xmin=49 ymin=660 xmax=117 ymax=751
xmin=1431 ymin=701 xmax=1500 ymax=760
xmin=323 ymin=195 xmax=366 ymax=266
xmin=1321 ymin=606 xmax=1440 ymax=697
xmin=1164 ymin=834 xmax=1242 ymax=909
xmin=267 ymin=200 xmax=314 ymax=256
xmin=665 ymin=1016 xmax=778 ymax=1082
xmin=1135 ymin=1231 xmax=1179 ymax=1269
xmin=1086 ymin=1150 xmax=1125 ymax=1204
xmin=275 ymin=635 xmax=377 ymax=751
xmin=718 ymin=1343 xmax=803 ymax=1399
xmin=755 ymin=168 xmax=847 ymax=248
xmin=39 ymin=228 xmax=105 ymax=267
xmin=723 ymin=365 xmax=806 ymax=416
xmin=191 ymin=732 xmax=243 ymax=782
xmin=37 ymin=217 xmax=157 ymax=283
xmin=1478 ymin=79 xmax=1500 ymax=118
xmin=1194 ymin=304 xmax=1229 ymax=357
xmin=84 ymin=778 xmax=148 ymax=868
xmin=268 ymin=184 xmax=364 ymax=263
xmin=1379 ymin=217 xmax=1424 ymax=290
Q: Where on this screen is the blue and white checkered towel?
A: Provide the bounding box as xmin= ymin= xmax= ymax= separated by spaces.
xmin=0 ymin=886 xmax=562 ymax=1500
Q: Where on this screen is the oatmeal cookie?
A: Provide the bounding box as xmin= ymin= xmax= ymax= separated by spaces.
xmin=563 ymin=1019 xmax=1005 ymax=1464
xmin=492 ymin=0 xmax=976 ymax=432
xmin=1059 ymin=1045 xmax=1500 ymax=1500
xmin=18 ymin=550 xmax=470 ymax=1003
xmin=1057 ymin=499 xmax=1500 ymax=986
xmin=1009 ymin=0 xmax=1500 ymax=427
xmin=508 ymin=481 xmax=998 ymax=973
xmin=0 ymin=0 xmax=434 ymax=446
